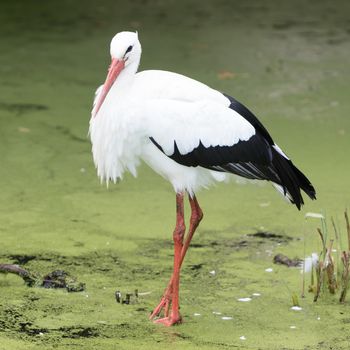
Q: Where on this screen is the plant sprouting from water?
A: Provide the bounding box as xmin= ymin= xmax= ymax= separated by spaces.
xmin=303 ymin=210 xmax=350 ymax=303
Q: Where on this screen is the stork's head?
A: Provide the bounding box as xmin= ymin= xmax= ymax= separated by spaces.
xmin=110 ymin=31 xmax=141 ymax=64
xmin=93 ymin=31 xmax=141 ymax=117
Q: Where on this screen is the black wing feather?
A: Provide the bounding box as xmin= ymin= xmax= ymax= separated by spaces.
xmin=150 ymin=94 xmax=316 ymax=209
xmin=150 ymin=133 xmax=272 ymax=169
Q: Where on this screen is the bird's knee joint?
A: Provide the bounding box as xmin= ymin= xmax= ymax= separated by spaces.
xmin=173 ymin=223 xmax=185 ymax=242
xmin=190 ymin=210 xmax=203 ymax=226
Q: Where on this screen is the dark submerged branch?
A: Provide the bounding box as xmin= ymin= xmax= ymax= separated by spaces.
xmin=0 ymin=264 xmax=37 ymax=286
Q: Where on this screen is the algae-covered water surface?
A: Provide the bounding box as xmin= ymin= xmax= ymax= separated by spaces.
xmin=1 ymin=1 xmax=350 ymax=349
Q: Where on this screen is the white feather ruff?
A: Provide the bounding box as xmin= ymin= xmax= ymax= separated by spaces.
xmin=89 ymin=92 xmax=143 ymax=184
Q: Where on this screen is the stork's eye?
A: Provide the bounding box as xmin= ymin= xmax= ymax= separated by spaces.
xmin=125 ymin=45 xmax=133 ymax=54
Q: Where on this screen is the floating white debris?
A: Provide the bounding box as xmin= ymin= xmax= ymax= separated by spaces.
xmin=302 ymin=253 xmax=319 ymax=273
xmin=305 ymin=212 xmax=325 ymax=220
xmin=193 ymin=313 xmax=201 ymax=316
xmin=221 ymin=316 xmax=233 ymax=320
xmin=259 ymin=202 xmax=270 ymax=207
xmin=265 ymin=268 xmax=273 ymax=272
xmin=290 ymin=306 xmax=302 ymax=311
xmin=209 ymin=270 xmax=216 ymax=276
xmin=317 ymin=316 xmax=321 ymax=320
xmin=38 ymin=332 xmax=44 ymax=336
xmin=138 ymin=291 xmax=152 ymax=296
xmin=80 ymin=167 xmax=86 ymax=173
xmin=240 ymin=336 xmax=246 ymax=340
xmin=18 ymin=127 xmax=31 ymax=133
xmin=290 ymin=325 xmax=296 ymax=329
xmin=332 ymin=249 xmax=337 ymax=253
xmin=238 ymin=297 xmax=252 ymax=302
xmin=252 ymin=293 xmax=261 ymax=297
xmin=311 ymin=253 xmax=319 ymax=265
xmin=212 ymin=311 xmax=222 ymax=315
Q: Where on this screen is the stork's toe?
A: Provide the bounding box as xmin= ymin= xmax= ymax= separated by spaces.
xmin=153 ymin=314 xmax=182 ymax=326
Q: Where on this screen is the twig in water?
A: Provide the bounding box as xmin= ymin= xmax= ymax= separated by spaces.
xmin=314 ymin=261 xmax=324 ymax=302
xmin=339 ymin=251 xmax=350 ymax=303
xmin=0 ymin=264 xmax=84 ymax=292
xmin=325 ymin=240 xmax=337 ymax=294
xmin=317 ymin=228 xmax=326 ymax=258
xmin=345 ymin=210 xmax=350 ymax=251
xmin=0 ymin=264 xmax=37 ymax=286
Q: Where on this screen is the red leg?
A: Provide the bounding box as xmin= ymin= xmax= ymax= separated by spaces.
xmin=180 ymin=195 xmax=203 ymax=267
xmin=150 ymin=194 xmax=203 ymax=323
xmin=154 ymin=192 xmax=185 ymax=326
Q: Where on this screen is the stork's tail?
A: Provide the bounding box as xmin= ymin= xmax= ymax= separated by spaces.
xmin=271 ymin=148 xmax=316 ymax=210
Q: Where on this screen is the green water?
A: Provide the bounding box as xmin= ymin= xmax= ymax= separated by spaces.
xmin=0 ymin=0 xmax=349 ymax=349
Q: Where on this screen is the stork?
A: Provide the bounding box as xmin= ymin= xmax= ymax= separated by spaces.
xmin=89 ymin=31 xmax=316 ymax=326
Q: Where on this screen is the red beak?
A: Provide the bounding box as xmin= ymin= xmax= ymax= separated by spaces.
xmin=93 ymin=58 xmax=125 ymax=117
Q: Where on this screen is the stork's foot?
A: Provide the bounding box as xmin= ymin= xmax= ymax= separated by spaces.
xmin=150 ymin=289 xmax=182 ymax=326
xmin=153 ymin=313 xmax=182 ymax=326
xmin=149 ymin=282 xmax=173 ymax=320
xmin=149 ymin=296 xmax=170 ymax=320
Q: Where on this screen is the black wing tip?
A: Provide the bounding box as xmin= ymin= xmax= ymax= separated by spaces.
xmin=291 ymin=163 xmax=317 ymax=205
xmin=305 ymin=186 xmax=317 ymax=201
xmin=296 ymin=182 xmax=316 ymax=211
xmin=271 ymin=149 xmax=316 ymax=210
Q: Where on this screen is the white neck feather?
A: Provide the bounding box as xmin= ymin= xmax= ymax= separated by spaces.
xmin=110 ymin=59 xmax=139 ymax=94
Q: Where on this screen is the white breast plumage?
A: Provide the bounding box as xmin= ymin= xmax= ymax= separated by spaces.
xmin=89 ymin=93 xmax=143 ymax=184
